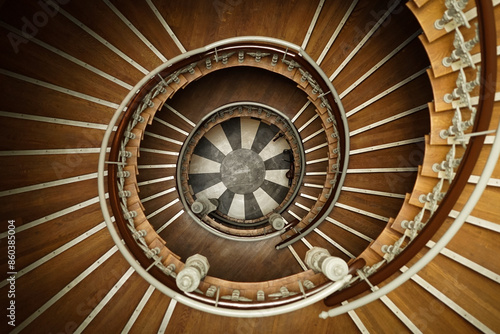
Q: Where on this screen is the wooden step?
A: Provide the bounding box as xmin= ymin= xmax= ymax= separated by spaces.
xmin=428 ymin=67 xmax=480 ymax=112
xmin=407 ymin=0 xmax=476 ymax=43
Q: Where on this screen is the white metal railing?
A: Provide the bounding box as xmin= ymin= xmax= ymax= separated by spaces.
xmin=321 ymin=0 xmax=499 ymax=318
xmin=98 ymin=36 xmax=351 ymax=316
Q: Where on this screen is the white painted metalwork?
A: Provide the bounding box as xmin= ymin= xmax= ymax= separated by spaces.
xmin=0 ymin=21 xmax=134 ymax=90
xmin=121 ymin=285 xmax=156 ymax=334
xmin=0 ymin=194 xmax=109 ymax=239
xmin=321 ymin=100 xmax=500 ymax=319
xmin=291 ymin=100 xmax=311 ymax=123
xmin=146 ymin=198 xmax=180 ymax=219
xmin=468 ymin=175 xmax=500 ymax=187
xmin=402 ymin=267 xmax=495 ymax=334
xmin=156 ymin=210 xmax=184 ymax=234
xmin=349 ymin=137 xmax=425 ymax=155
xmin=144 ymin=131 xmax=184 ymax=145
xmin=138 ymin=164 xmax=176 ymax=169
xmin=141 ymin=187 xmax=177 ymax=203
xmin=176 ymin=254 xmax=209 ymax=292
xmin=377 ymin=290 xmax=423 ymax=334
xmin=302 ymin=128 xmax=325 ymax=143
xmin=0 ymin=171 xmax=105 ymax=197
xmin=301 ymin=238 xmax=314 ymax=249
xmin=305 ymin=157 xmax=329 ymax=165
xmin=10 ymin=246 xmax=119 ymax=334
xmin=295 ymin=202 xmax=313 ymax=212
xmin=426 ymin=241 xmax=500 ymax=284
xmin=145 ymin=0 xmax=186 ymax=53
xmin=303 ymin=183 xmax=325 ymax=189
xmin=74 ymin=267 xmax=136 ymax=334
xmin=158 ymin=299 xmax=178 ymax=334
xmin=346 ymin=67 xmax=428 ymax=118
xmin=305 ymin=171 xmax=327 ymax=176
xmin=329 ymin=0 xmax=401 ymax=81
xmin=301 ymin=0 xmax=325 ymax=50
xmin=298 ymin=114 xmax=319 ymax=132
xmin=342 ymin=301 xmax=370 ymax=334
xmin=346 ymin=167 xmax=419 ymax=173
xmin=288 ymin=245 xmax=309 ymax=271
xmin=301 ymin=193 xmax=319 ymax=201
xmin=304 ymin=142 xmax=328 ymax=154
xmin=288 ymin=210 xmax=303 ymax=221
xmin=305 ymin=247 xmax=349 ymax=281
xmin=335 ymin=202 xmax=389 ymax=222
xmin=103 ymin=0 xmax=168 ymax=62
xmin=0 ymin=147 xmax=110 ymax=156
xmin=139 ymin=147 xmax=179 ymax=156
xmin=137 ymin=176 xmax=175 ymax=187
xmin=340 ymin=29 xmax=422 ymax=99
xmin=0 ymin=221 xmax=107 ymax=288
xmin=165 ymin=104 xmax=195 ymax=127
xmin=449 ymin=210 xmax=500 ymax=233
xmin=314 ymin=228 xmax=355 ymax=258
xmin=341 ymin=186 xmax=406 ymax=199
xmin=325 ymin=217 xmax=373 ymax=242
xmin=57 ymin=7 xmax=149 ymax=74
xmin=154 ymin=117 xmax=190 ymax=135
xmin=316 ymin=0 xmax=358 ymax=65
xmin=0 ymin=111 xmax=113 ymax=130
xmin=98 ymin=35 xmax=351 ymax=317
xmin=0 ymin=68 xmax=120 ymax=109
xmin=350 ymin=104 xmax=427 ymax=137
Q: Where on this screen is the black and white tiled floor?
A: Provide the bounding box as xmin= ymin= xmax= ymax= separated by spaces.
xmin=188 ymin=117 xmax=291 ymax=221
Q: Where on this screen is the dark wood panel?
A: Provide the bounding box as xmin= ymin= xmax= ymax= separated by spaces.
xmin=0 ymin=203 xmax=104 ymax=271
xmin=0 ymin=74 xmax=116 ymax=124
xmin=151 ymin=0 xmax=317 ymax=51
xmin=0 ymin=153 xmax=101 ymax=191
xmin=337 ymin=191 xmax=404 ymax=220
xmin=0 ymin=26 xmax=128 ymax=103
xmin=20 ymin=251 xmax=129 ymax=334
xmin=0 ymin=117 xmax=105 ymax=150
xmin=84 ymin=272 xmax=150 ymax=334
xmin=63 ymin=0 xmax=163 ymax=72
xmin=0 ymin=178 xmax=101 ymax=229
xmin=0 ymin=230 xmax=116 ymax=333
xmin=0 ymin=0 xmax=143 ymax=85
xmin=350 ymin=109 xmax=429 ymax=150
xmin=329 ymin=205 xmax=387 ymax=241
xmin=348 ymin=142 xmax=425 ymax=169
xmin=383 ymin=271 xmax=478 ymax=333
xmin=334 ymin=7 xmax=424 ymax=94
xmin=167 ymin=67 xmax=309 ymax=125
xmin=109 ymin=0 xmax=182 ymax=60
xmin=129 ymin=289 xmax=172 ymax=333
xmin=405 ymin=250 xmax=500 ymax=331
xmin=158 ymin=210 xmax=303 ymax=282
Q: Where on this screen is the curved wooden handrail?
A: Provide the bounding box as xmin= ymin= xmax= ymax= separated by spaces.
xmin=325 ymin=0 xmax=497 ymax=306
xmin=105 ymin=40 xmax=348 ymax=305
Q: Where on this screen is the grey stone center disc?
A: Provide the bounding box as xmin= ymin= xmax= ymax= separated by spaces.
xmin=220 ymin=149 xmax=265 ymax=194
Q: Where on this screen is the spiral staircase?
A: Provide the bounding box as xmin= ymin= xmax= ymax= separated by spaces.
xmin=0 ymin=0 xmax=499 ymax=333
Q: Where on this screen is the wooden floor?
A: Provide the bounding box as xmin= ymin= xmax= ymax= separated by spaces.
xmin=0 ymin=0 xmax=499 ymax=333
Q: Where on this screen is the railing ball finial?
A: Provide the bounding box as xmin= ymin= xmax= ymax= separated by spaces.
xmin=269 ymin=213 xmax=286 ymax=231
xmin=305 ymin=247 xmax=348 ymax=282
xmin=176 ymin=254 xmax=210 ymax=293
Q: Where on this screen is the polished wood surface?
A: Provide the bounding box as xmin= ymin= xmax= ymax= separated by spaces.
xmin=0 ymin=0 xmax=499 ymax=332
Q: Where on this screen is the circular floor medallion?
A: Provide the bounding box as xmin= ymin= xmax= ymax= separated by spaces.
xmin=221 ymin=149 xmax=266 ymax=194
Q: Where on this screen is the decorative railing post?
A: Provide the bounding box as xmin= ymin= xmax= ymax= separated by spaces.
xmin=176 ymin=254 xmax=210 ymax=292
xmin=305 ymin=247 xmax=348 ymax=282
xmin=191 ymin=197 xmax=219 ymax=217
xmin=269 ymin=213 xmax=286 ymax=231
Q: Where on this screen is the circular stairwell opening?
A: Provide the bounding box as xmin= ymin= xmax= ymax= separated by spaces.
xmin=180 ymin=103 xmax=305 ymax=232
